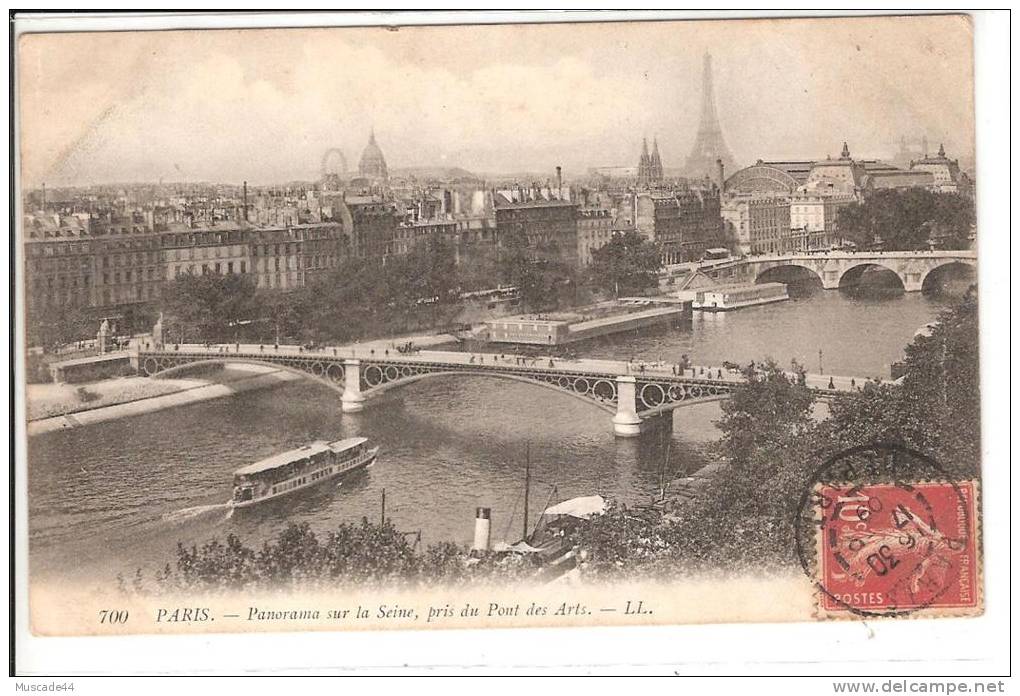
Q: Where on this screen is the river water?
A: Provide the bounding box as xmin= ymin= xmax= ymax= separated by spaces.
xmin=27 ymin=286 xmax=957 ymax=587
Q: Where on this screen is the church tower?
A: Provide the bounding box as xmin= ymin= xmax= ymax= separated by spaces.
xmin=650 ymin=137 xmax=664 ymax=181
xmin=684 ymin=53 xmax=736 ymax=180
xmin=638 ymin=136 xmax=664 ymax=187
xmin=637 ymin=137 xmax=652 ymax=186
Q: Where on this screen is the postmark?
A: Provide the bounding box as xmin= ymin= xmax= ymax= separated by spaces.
xmin=794 ymin=443 xmax=980 ymax=619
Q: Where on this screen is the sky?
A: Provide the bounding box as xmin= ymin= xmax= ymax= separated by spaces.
xmin=17 ymin=14 xmax=975 ymax=187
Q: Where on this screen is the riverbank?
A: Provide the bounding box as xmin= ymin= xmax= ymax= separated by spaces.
xmin=27 ymin=365 xmax=299 ymax=436
xmin=28 ymin=330 xmax=460 ymax=437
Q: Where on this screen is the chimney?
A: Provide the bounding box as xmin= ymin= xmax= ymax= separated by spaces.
xmin=242 ymin=181 xmax=248 ymax=222
xmin=472 ymin=507 xmax=491 ymax=554
xmin=716 ymin=158 xmax=725 ymax=192
xmin=556 ymin=166 xmax=563 ymax=199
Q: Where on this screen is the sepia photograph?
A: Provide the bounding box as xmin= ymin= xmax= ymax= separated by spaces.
xmin=10 ymin=9 xmax=1010 ymax=679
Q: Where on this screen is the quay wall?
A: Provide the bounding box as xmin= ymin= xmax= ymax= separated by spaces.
xmin=27 ymin=368 xmax=298 ymax=437
xmin=564 ymin=307 xmax=690 ymax=344
xmin=48 ymin=352 xmax=133 ymax=384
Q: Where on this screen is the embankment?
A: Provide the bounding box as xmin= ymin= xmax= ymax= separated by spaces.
xmin=27 ymin=367 xmax=300 ymax=437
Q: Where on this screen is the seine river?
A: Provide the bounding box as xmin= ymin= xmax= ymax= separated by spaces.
xmin=28 ymin=286 xmax=957 ymax=587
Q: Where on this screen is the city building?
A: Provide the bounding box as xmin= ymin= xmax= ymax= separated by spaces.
xmin=493 ymin=180 xmax=580 ymax=268
xmin=576 ymin=207 xmax=614 ymax=267
xmin=391 ymin=218 xmax=458 ymax=257
xmin=91 ymin=212 xmax=164 ymax=308
xmin=23 ymin=213 xmax=95 ymax=311
xmin=343 ymin=195 xmax=399 ymax=261
xmin=721 ymin=195 xmax=790 ymax=255
xmin=296 ymin=222 xmax=349 ymax=285
xmin=726 ymin=143 xmax=938 ymax=198
xmin=248 ymin=226 xmax=303 ymax=290
xmin=788 ymin=192 xmax=854 ymax=251
xmin=910 ymin=143 xmax=971 ymax=195
xmin=161 ymin=221 xmax=252 ymax=283
xmin=633 ymin=184 xmax=725 ymax=263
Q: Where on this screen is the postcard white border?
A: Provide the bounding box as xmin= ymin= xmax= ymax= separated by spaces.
xmin=7 ymin=8 xmax=1011 ymax=680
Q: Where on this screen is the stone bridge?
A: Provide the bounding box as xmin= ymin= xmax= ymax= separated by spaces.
xmin=711 ymin=250 xmax=976 ymax=292
xmin=136 ymin=345 xmax=864 ymax=437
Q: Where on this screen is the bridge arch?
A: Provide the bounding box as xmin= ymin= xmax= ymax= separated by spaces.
xmin=754 ymin=262 xmax=825 ymax=287
xmin=837 ymin=261 xmax=906 ymax=290
xmin=638 ymin=392 xmax=731 ymax=417
xmin=919 ymin=259 xmax=977 ymax=294
xmin=360 ymin=368 xmax=618 ymax=415
xmin=143 ymin=357 xmax=347 ymax=395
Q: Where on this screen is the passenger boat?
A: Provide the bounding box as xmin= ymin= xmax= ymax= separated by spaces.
xmin=230 ymin=437 xmax=378 ymax=509
xmin=692 ymin=282 xmax=789 ymax=311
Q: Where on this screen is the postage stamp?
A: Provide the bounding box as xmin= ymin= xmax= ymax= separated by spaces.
xmin=794 ymin=444 xmax=981 ymax=619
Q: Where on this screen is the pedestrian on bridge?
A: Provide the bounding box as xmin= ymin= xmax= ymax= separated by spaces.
xmin=828 ymin=377 xmax=835 ymax=390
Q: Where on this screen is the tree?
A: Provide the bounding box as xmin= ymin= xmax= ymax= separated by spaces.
xmin=587 ymin=230 xmax=661 ymax=297
xmin=499 ymin=232 xmax=571 ymax=312
xmin=836 ymin=188 xmax=975 ymax=251
xmin=160 ymin=271 xmax=258 ymax=342
xmin=824 ymin=287 xmax=980 ymax=477
xmin=716 ymin=359 xmax=816 ymax=467
xmin=27 ymin=301 xmax=94 ymax=350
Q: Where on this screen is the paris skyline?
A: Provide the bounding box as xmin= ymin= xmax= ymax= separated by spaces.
xmin=18 ymin=14 xmax=975 ymax=187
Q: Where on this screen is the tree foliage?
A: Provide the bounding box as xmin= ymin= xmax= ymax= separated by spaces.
xmin=26 ymin=301 xmax=94 ymax=349
xmin=716 ymin=359 xmax=815 ymax=467
xmin=836 ymin=188 xmax=975 ymax=251
xmin=158 ymin=240 xmax=468 ymax=345
xmin=161 ymin=271 xmax=258 ymax=342
xmin=573 ymin=292 xmax=981 ymax=579
xmin=824 ymin=287 xmax=980 ymax=477
xmin=139 ymin=520 xmax=537 ymax=594
xmin=587 ymin=230 xmax=661 ymax=297
xmin=498 ymin=232 xmax=576 ymax=312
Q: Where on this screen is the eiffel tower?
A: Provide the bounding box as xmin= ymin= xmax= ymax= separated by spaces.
xmin=684 ymin=53 xmax=737 ymax=181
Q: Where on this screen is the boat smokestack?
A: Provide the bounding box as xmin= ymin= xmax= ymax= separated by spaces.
xmin=556 ymin=166 xmax=563 ymax=198
xmin=472 ymin=507 xmax=491 ymax=553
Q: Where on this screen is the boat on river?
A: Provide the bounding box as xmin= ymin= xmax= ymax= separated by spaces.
xmin=230 ymin=437 xmax=378 ymax=509
xmin=693 ymin=282 xmax=789 ymax=311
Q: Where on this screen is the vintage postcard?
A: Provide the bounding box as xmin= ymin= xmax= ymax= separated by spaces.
xmin=14 ymin=11 xmax=988 ymax=648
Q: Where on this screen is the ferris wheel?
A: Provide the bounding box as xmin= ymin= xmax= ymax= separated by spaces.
xmin=321 ymin=148 xmax=348 ymax=177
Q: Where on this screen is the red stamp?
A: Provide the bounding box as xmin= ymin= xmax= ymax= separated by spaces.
xmin=814 ymin=480 xmax=978 ymax=616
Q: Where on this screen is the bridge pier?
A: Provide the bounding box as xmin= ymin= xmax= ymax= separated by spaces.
xmin=341 ymin=359 xmax=366 ymax=413
xmin=612 ymin=376 xmax=643 ymax=437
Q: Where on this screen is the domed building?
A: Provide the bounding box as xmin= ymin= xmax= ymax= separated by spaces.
xmin=358 ymin=130 xmax=389 ymax=183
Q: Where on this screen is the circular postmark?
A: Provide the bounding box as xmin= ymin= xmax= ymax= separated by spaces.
xmin=793 ymin=443 xmax=978 ymax=618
